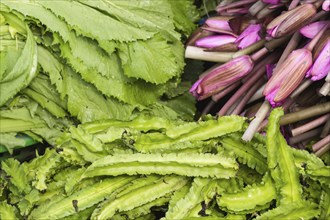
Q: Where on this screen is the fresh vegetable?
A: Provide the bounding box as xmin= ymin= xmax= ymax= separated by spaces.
xmin=0 ymin=0 xmax=199 ymax=153
xmin=0 ymin=0 xmax=329 ymax=219
xmin=187 ymin=0 xmax=330 ymax=155
xmin=1 ymin=109 xmax=329 ymax=219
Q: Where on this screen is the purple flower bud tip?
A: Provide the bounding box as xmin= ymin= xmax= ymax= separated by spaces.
xmin=195 ymin=35 xmax=236 ymax=48
xmin=262 ymin=0 xmax=281 ymax=4
xmin=265 ymin=90 xmax=284 ymax=107
xmin=190 ymin=79 xmax=203 ymax=98
xmin=235 ymin=24 xmax=262 ymax=49
xmin=205 ymin=18 xmax=232 ymax=31
xmin=323 ymin=0 xmax=330 ymax=11
xmin=300 ymin=21 xmax=329 ymax=39
xmin=309 ymin=40 xmax=330 ymax=81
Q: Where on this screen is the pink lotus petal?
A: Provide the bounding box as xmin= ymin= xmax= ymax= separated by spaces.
xmin=323 ymin=0 xmax=330 ymax=11
xmin=235 ymin=24 xmax=262 ymax=49
xmin=310 ymin=40 xmax=330 ymax=81
xmin=205 ymin=18 xmax=232 ymax=31
xmin=262 ymin=0 xmax=281 ymax=4
xmin=195 ymin=35 xmax=237 ymax=48
xmin=305 ymin=67 xmax=312 ymax=78
xmin=237 ymin=34 xmax=261 ymax=49
xmin=300 ymin=21 xmax=329 ymax=39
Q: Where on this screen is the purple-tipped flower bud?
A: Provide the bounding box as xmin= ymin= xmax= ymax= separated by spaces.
xmin=190 ymin=55 xmax=254 ymax=100
xmin=235 ymin=24 xmax=262 ymax=49
xmin=263 ymin=49 xmax=313 ymax=106
xmin=262 ymin=0 xmax=281 ymax=4
xmin=307 ymin=40 xmax=330 ymax=81
xmin=205 ymin=17 xmax=233 ymax=31
xmin=323 ymin=0 xmax=330 ymax=11
xmin=195 ymin=35 xmax=237 ymax=48
xmin=267 ymin=4 xmax=317 ymax=38
xmin=300 ymin=21 xmax=329 ymax=39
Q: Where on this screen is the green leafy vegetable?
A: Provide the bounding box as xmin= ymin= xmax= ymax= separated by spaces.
xmin=83 ymin=152 xmax=238 ymax=178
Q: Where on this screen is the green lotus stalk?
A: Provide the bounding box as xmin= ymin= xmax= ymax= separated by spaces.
xmin=280 ymin=102 xmax=330 ymax=126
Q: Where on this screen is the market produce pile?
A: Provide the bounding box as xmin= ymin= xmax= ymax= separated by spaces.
xmin=186 ymin=0 xmax=330 ymax=151
xmin=0 ymin=0 xmax=329 ymax=219
xmin=0 ymin=0 xmax=198 ymax=153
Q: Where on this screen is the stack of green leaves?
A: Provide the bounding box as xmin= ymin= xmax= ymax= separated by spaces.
xmin=0 ymin=0 xmax=199 ymax=153
xmin=0 ymin=109 xmax=329 ymax=219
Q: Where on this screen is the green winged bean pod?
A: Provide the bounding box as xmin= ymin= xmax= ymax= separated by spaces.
xmin=83 ymin=153 xmax=239 ymax=179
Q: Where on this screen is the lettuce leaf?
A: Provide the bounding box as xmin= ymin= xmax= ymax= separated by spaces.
xmin=0 ymin=23 xmax=38 ymax=105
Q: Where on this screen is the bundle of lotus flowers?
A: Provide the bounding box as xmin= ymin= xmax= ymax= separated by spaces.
xmin=186 ymin=0 xmax=330 ymax=157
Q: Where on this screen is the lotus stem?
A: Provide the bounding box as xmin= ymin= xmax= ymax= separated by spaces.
xmin=226 ymin=97 xmax=242 ymax=115
xmin=319 ymin=80 xmax=330 ymax=96
xmin=251 ymin=47 xmax=269 ymax=61
xmin=321 ymin=119 xmax=330 ymax=138
xmin=212 ymin=81 xmax=241 ymax=102
xmin=291 ymin=113 xmax=330 ymax=136
xmin=233 ymin=39 xmax=266 ymax=58
xmin=319 ymin=73 xmax=330 ymax=96
xmin=231 ymin=78 xmax=265 ymax=115
xmin=312 ymin=134 xmax=330 ymax=152
xmin=289 ymin=127 xmax=322 ymax=145
xmin=200 ymin=81 xmax=241 ymax=117
xmin=248 ymin=84 xmax=265 ymax=103
xmin=280 ymin=102 xmax=330 ymax=125
xmin=305 ymin=22 xmax=329 ymax=51
xmin=256 ymin=5 xmax=277 ymax=19
xmin=274 ymin=32 xmax=301 ymax=71
xmin=242 ymin=100 xmax=271 ymax=141
xmin=281 ymin=79 xmax=314 ymax=111
xmin=265 ymin=36 xmax=290 ymax=50
xmin=185 ymin=46 xmax=235 ymax=62
xmin=315 ymin=143 xmax=330 ymax=157
xmin=249 ymin=0 xmax=267 ymax=16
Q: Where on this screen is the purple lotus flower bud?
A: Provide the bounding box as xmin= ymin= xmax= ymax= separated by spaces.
xmin=263 ymin=49 xmax=313 ymax=106
xmin=307 ymin=40 xmax=330 ymax=81
xmin=195 ymin=35 xmax=237 ymax=48
xmin=205 ymin=17 xmax=233 ymax=31
xmin=323 ymin=0 xmax=330 ymax=11
xmin=190 ymin=55 xmax=254 ymax=100
xmin=262 ymin=0 xmax=281 ymax=4
xmin=235 ymin=24 xmax=262 ymax=49
xmin=267 ymin=4 xmax=317 ymax=38
xmin=300 ymin=21 xmax=329 ymax=39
